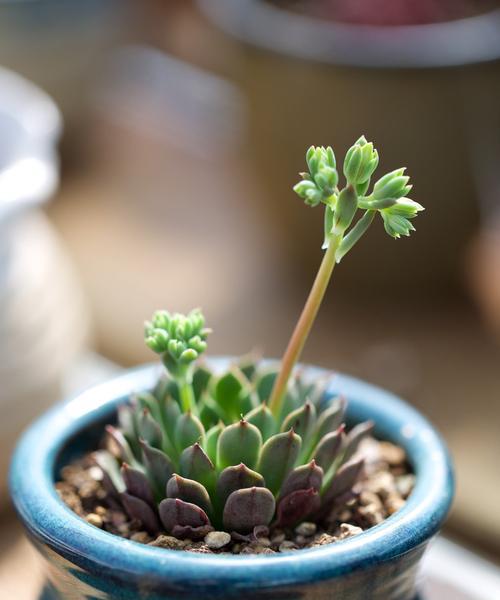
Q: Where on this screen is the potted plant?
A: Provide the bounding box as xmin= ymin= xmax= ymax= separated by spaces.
xmin=10 ymin=137 xmax=453 ymax=599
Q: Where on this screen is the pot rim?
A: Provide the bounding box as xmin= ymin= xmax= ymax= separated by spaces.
xmin=198 ymin=0 xmax=500 ymax=68
xmin=10 ymin=360 xmax=454 ymax=589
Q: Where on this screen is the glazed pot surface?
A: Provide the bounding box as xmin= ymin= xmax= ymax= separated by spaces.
xmin=10 ymin=361 xmax=454 ymax=599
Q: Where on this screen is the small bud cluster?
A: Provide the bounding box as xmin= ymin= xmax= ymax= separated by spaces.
xmin=294 ymin=136 xmax=424 ymax=256
xmin=145 ymin=309 xmax=211 ymax=377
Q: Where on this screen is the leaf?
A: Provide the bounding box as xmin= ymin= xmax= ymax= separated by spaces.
xmin=223 ymin=487 xmax=275 ymax=533
xmin=140 ymin=439 xmax=174 ymax=497
xmin=92 ymin=450 xmax=125 ymax=496
xmin=244 ymin=404 xmax=277 ymax=441
xmin=120 ymin=492 xmax=160 ymax=535
xmin=205 ymin=422 xmax=223 ymax=464
xmin=216 ymin=464 xmax=265 ymax=507
xmin=280 ymin=401 xmax=316 ymax=442
xmin=258 ymin=430 xmax=301 ymax=495
xmin=179 ymin=443 xmax=216 ymax=495
xmin=174 ymin=412 xmax=205 ymax=453
xmin=322 ymin=459 xmax=364 ymax=505
xmin=212 ymin=369 xmax=251 ymax=421
xmin=192 ymin=364 xmax=213 ymax=401
xmin=121 ymin=463 xmax=155 ymax=507
xmin=276 ymin=488 xmax=320 ymax=528
xmin=159 ymin=498 xmax=211 ymax=533
xmin=217 ymin=420 xmax=262 ymax=471
xmin=166 ymin=474 xmax=212 ymax=516
xmin=313 ymin=426 xmax=345 ymax=472
xmin=105 ymin=426 xmax=135 ymax=465
xmin=137 ymin=408 xmax=163 ymax=449
xmin=280 ymin=460 xmax=323 ymax=499
xmin=342 ymin=421 xmax=374 ymax=463
xmin=254 ymin=368 xmax=278 ymax=402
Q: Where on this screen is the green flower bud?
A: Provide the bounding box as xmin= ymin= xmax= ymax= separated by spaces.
xmin=381 ymin=213 xmax=416 ymax=239
xmin=373 ymin=168 xmax=412 ymax=201
xmin=385 ymin=198 xmax=424 ymax=218
xmin=343 ymin=136 xmax=379 ymax=185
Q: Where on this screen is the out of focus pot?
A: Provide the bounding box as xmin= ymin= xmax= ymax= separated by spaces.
xmin=199 ymin=0 xmax=500 ymax=297
xmin=0 ymin=67 xmax=89 ymax=503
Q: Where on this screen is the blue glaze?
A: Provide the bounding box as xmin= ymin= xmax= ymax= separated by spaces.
xmin=10 ymin=360 xmax=454 ymax=599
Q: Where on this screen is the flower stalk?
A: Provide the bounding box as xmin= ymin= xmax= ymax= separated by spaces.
xmin=269 ymin=137 xmax=423 ymax=417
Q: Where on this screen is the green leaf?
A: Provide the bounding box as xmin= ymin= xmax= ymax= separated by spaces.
xmin=212 ymin=369 xmax=251 ymax=421
xmin=280 ymin=401 xmax=316 ymax=442
xmin=179 ymin=443 xmax=216 ymax=496
xmin=217 ymin=420 xmax=262 ymax=471
xmin=255 ymin=368 xmax=278 ymax=402
xmin=258 ymin=429 xmax=301 ymax=495
xmin=174 ymin=412 xmax=205 ymax=453
xmin=245 ymin=404 xmax=277 ymax=441
xmin=140 ymin=440 xmax=174 ymax=498
xmin=216 ymin=464 xmax=265 ymax=508
xmin=205 ymin=422 xmax=223 ymax=464
xmin=166 ymin=474 xmax=212 ymax=516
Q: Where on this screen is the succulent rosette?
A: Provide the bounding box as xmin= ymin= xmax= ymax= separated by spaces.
xmin=94 ymin=310 xmax=372 ymax=539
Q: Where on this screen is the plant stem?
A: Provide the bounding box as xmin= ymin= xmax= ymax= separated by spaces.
xmin=179 ymin=377 xmax=196 ymax=414
xmin=269 ymin=233 xmax=342 ymax=417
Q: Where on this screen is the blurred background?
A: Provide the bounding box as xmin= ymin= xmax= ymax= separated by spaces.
xmin=1 ymin=0 xmax=500 ymax=596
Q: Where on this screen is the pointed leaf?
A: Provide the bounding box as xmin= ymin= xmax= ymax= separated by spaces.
xmin=174 ymin=412 xmax=205 ymax=453
xmin=166 ymin=474 xmax=212 ymax=515
xmin=276 ymin=488 xmax=320 ymax=527
xmin=120 ymin=492 xmax=160 ymax=534
xmin=322 ymin=459 xmax=364 ymax=504
xmin=245 ymin=404 xmax=277 ymax=441
xmin=159 ymin=498 xmax=211 ymax=533
xmin=179 ymin=443 xmax=216 ymax=495
xmin=313 ymin=426 xmax=345 ymax=471
xmin=121 ymin=463 xmax=155 ymax=507
xmin=280 ymin=401 xmax=316 ymax=443
xmin=255 ymin=368 xmax=278 ymax=402
xmin=343 ymin=421 xmax=374 ymax=463
xmin=216 ymin=463 xmax=265 ymax=507
xmin=280 ymin=460 xmax=323 ymax=499
xmin=92 ymin=450 xmax=125 ymax=496
xmin=135 ymin=391 xmax=162 ymax=425
xmin=258 ymin=429 xmax=301 ymax=495
xmin=238 ymin=355 xmax=258 ymax=381
xmin=105 ymin=426 xmax=135 ymax=464
xmin=138 ymin=409 xmax=163 ymax=449
xmin=140 ymin=439 xmax=174 ymax=496
xmin=192 ymin=364 xmax=213 ymax=401
xmin=213 ymin=369 xmax=251 ymax=421
xmin=223 ymin=487 xmax=275 ymax=533
xmin=316 ymin=397 xmax=346 ymax=438
xmin=205 ymin=422 xmax=223 ymax=464
xmin=217 ymin=419 xmax=262 ymax=470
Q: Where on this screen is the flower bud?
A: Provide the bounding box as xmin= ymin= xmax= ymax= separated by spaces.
xmin=373 ymin=168 xmax=412 ymax=201
xmin=343 ymin=136 xmax=379 ymax=185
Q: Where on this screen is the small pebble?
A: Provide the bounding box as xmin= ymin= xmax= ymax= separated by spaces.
xmin=309 ymin=533 xmax=336 ymax=547
xmin=149 ymin=535 xmax=185 ymax=550
xmin=279 ymin=541 xmax=298 ymax=552
xmin=385 ymin=495 xmax=405 ymax=515
xmin=85 ymin=513 xmax=103 ymax=528
xmin=337 ymin=523 xmax=363 ymax=539
xmin=270 ymin=531 xmax=286 ymax=545
xmin=205 ymin=531 xmax=231 ymax=550
xmin=396 ymin=474 xmax=415 ymax=498
xmin=378 ymin=442 xmax=406 ymax=466
xmin=130 ymin=531 xmax=151 ymax=544
xmin=294 ymin=521 xmax=317 ymax=537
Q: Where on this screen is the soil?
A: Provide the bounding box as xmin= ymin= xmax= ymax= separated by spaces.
xmin=56 ymin=436 xmax=414 ymax=554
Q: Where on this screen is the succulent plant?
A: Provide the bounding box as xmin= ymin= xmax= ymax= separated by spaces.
xmin=93 ymin=137 xmax=422 ymax=540
xmin=95 ymin=347 xmax=372 ymax=537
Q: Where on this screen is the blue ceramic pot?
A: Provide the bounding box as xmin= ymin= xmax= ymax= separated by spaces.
xmin=10 ymin=361 xmax=454 ymax=599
